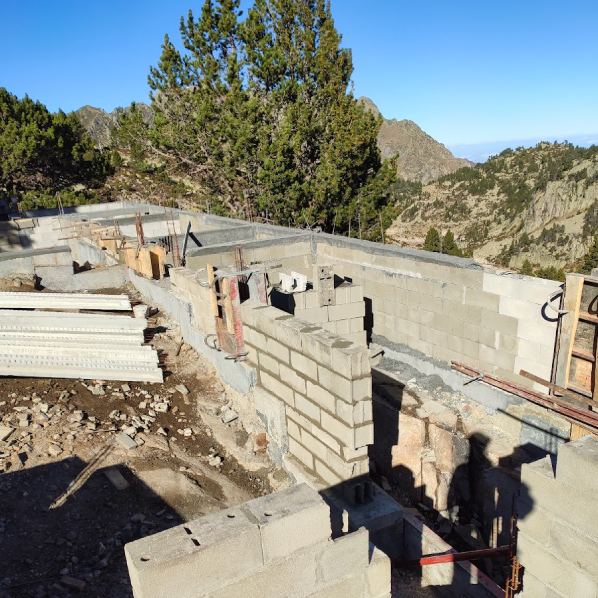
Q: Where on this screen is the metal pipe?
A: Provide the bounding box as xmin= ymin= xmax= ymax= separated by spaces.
xmin=393 ymin=546 xmax=510 ymax=569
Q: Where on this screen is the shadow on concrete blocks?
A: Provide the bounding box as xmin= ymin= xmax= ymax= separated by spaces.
xmin=368 ymin=368 xmax=539 ymax=596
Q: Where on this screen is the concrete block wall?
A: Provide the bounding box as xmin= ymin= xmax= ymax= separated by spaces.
xmin=186 ymin=238 xmax=313 ymax=282
xmin=241 ymin=300 xmax=373 ymax=487
xmin=316 ymin=238 xmax=561 ymax=390
xmin=169 ymin=267 xmax=217 ymax=337
xmin=125 ymin=484 xmax=391 ymax=598
xmin=276 ymin=281 xmax=367 ymax=346
xmin=517 ymin=436 xmax=598 ymax=598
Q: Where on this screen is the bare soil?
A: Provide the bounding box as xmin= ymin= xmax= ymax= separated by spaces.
xmin=0 ymin=300 xmax=285 ymax=598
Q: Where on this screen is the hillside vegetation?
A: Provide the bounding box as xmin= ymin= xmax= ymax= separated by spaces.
xmin=386 ymin=142 xmax=598 ymax=276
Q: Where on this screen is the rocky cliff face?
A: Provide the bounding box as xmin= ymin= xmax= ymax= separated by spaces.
xmin=385 ymin=143 xmax=598 ymax=271
xmin=358 ymin=97 xmax=473 ymax=184
xmin=73 ymin=103 xmax=153 ymax=149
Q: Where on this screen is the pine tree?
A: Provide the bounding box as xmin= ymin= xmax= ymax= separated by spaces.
xmin=424 ymin=227 xmax=441 ymax=252
xmin=442 ymin=230 xmax=462 ymax=256
xmin=520 ymin=259 xmax=535 ymax=276
xmin=0 ymin=88 xmax=111 ymax=195
xmin=134 ymin=0 xmax=395 ymax=233
xmin=580 ymin=235 xmax=598 ymax=274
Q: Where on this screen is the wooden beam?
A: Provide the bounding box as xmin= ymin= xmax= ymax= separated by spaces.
xmin=519 ymin=369 xmax=595 ymax=408
xmin=555 ymin=274 xmax=584 ymax=389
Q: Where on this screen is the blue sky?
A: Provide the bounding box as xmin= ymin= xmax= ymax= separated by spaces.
xmin=2 ymin=0 xmax=597 ymax=147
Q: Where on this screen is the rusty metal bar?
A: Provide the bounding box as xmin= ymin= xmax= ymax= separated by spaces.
xmin=519 ymin=369 xmax=595 ymax=408
xmin=393 ymin=546 xmax=510 ymax=569
xmin=452 ymin=362 xmax=598 ymax=432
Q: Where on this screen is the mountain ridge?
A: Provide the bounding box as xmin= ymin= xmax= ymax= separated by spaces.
xmin=358 ymin=97 xmax=473 ymax=183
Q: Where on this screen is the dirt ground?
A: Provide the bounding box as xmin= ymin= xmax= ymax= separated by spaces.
xmin=0 ymin=298 xmax=289 ymax=598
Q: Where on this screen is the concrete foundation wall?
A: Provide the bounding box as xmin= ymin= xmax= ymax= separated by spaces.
xmin=241 ymin=300 xmax=373 ymax=487
xmin=125 ymin=484 xmax=391 ymax=598
xmin=517 ymin=436 xmax=598 ymax=598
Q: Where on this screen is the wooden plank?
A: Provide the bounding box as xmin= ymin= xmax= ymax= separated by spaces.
xmin=555 ymin=274 xmax=585 ymax=389
xmin=571 ymin=348 xmax=596 ymax=363
xmin=206 ymin=264 xmax=219 ymax=317
xmin=578 ymin=311 xmax=598 ymax=325
xmin=519 ymin=369 xmax=595 ymax=407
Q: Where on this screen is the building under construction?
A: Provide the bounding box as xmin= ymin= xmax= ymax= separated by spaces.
xmin=1 ymin=200 xmax=597 ymax=598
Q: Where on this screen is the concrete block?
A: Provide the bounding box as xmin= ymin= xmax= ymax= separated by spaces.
xmin=331 ymin=343 xmax=371 ymax=380
xmin=267 ymin=337 xmax=290 ymax=364
xmin=365 ymin=545 xmax=391 ymax=598
xmin=334 ymin=284 xmax=352 ymax=305
xmin=302 ymin=329 xmax=337 ymax=371
xmin=295 ymin=393 xmax=321 ymax=423
xmin=209 ymin=541 xmax=321 ymax=598
xmin=312 ymin=575 xmax=367 ymax=598
xmin=464 ymin=287 xmax=501 ymax=311
xmin=479 ymin=309 xmax=519 ymax=337
xmin=350 ymin=317 xmax=364 ymax=333
xmin=243 ymin=484 xmax=332 ymax=563
xmin=340 ymin=319 xmax=355 ymax=335
xmin=518 ymin=533 xmax=598 ymax=598
xmin=295 ymin=306 xmax=329 ymax=324
xmin=315 ymin=458 xmax=343 ymax=486
xmin=318 ymin=365 xmax=352 ymax=398
xmin=479 ymin=344 xmax=516 ymax=372
xmin=344 ymin=330 xmax=367 ymax=345
xmin=275 ymin=313 xmax=315 ymax=350
xmin=318 ymin=528 xmax=369 ymax=584
xmin=125 ymin=506 xmax=262 ymax=598
xmin=517 ymin=319 xmax=558 ymax=346
xmin=290 ymin=350 xmax=318 ymax=381
xmin=280 ymin=362 xmax=307 ymax=394
xmin=351 ymin=285 xmax=364 ymax=303
xmin=516 ymin=500 xmax=551 ymax=546
xmin=260 ymin=371 xmax=294 ymax=407
xmin=306 ymin=380 xmax=336 ymax=413
xmin=328 ymin=302 xmax=366 ymax=322
xmin=258 ymin=352 xmax=280 ymax=376
xmin=521 ymin=456 xmax=598 ymax=540
xmin=289 ymin=436 xmax=315 ymax=470
xmin=321 ymin=410 xmax=355 ymax=447
xmin=287 ymin=406 xmax=341 ymax=454
xmin=556 ymin=435 xmax=598 ymax=496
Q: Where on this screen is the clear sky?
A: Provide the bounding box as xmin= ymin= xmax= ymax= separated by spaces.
xmin=2 ymin=0 xmax=597 ymax=146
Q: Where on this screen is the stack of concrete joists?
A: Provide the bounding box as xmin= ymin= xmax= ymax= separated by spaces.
xmin=517 ymin=436 xmax=598 ymax=597
xmin=241 ymin=300 xmax=373 ymax=486
xmin=0 ymin=295 xmax=162 ymax=383
xmin=125 ymin=484 xmax=391 ymax=598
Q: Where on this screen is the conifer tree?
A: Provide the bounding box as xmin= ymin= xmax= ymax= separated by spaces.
xmin=0 ymin=88 xmax=111 ymax=195
xmin=442 ymin=230 xmax=462 ymax=256
xmin=424 ymin=227 xmax=441 ymax=253
xmin=129 ymin=0 xmax=395 ymax=234
xmin=580 ymin=235 xmax=598 ymax=274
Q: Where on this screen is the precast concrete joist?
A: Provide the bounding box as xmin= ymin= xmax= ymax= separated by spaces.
xmin=0 ymin=291 xmax=132 ymax=311
xmin=0 ymin=331 xmax=144 ymax=344
xmin=0 ymin=310 xmax=146 ymax=330
xmin=0 ymin=358 xmax=163 ymax=383
xmin=0 ymin=345 xmax=158 ymax=363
